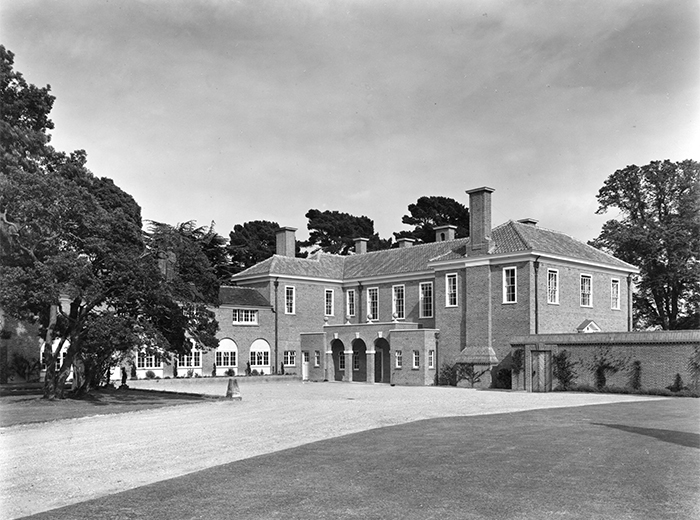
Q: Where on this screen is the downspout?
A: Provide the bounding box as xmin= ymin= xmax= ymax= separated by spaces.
xmin=357 ymin=282 xmax=363 ymax=322
xmin=533 ymin=257 xmax=541 ymax=334
xmin=627 ymin=274 xmax=633 ymax=331
xmin=273 ymin=278 xmax=279 ymax=374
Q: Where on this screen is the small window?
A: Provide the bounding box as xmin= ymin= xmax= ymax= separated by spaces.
xmin=215 ymin=351 xmax=237 ymax=367
xmin=232 ymin=308 xmax=258 ymax=324
xmin=420 ymin=282 xmax=433 ymax=318
xmin=325 ymin=289 xmax=334 ymax=316
xmin=446 ymin=273 xmax=458 ymax=307
xmin=580 ymin=274 xmax=592 ymax=307
xmin=428 ymin=349 xmax=435 ymax=369
xmin=503 ymin=267 xmax=517 ymax=303
xmin=314 ymin=350 xmax=321 ymax=367
xmin=283 ymin=350 xmax=296 ymax=366
xmin=346 ymin=289 xmax=356 ymax=317
xmin=611 ymin=279 xmax=620 ymax=310
xmin=395 ymin=350 xmax=403 ymax=369
xmin=285 ymin=286 xmax=296 ymax=314
xmin=412 ymin=350 xmax=420 ymax=369
xmin=392 ymin=285 xmax=405 ymax=319
xmin=338 ymin=352 xmax=346 ymax=370
xmin=547 ymin=269 xmax=559 ymax=304
xmin=353 ymin=350 xmax=360 ymax=371
xmin=367 ymin=287 xmax=379 ymax=321
xmin=250 ymin=351 xmax=270 ymax=366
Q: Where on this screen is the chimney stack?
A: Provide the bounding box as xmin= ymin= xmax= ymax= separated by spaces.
xmin=354 ymin=237 xmax=368 ymax=254
xmin=466 ymin=187 xmax=495 ymax=253
xmin=397 ymin=237 xmax=415 ymax=249
xmin=434 ymin=225 xmax=457 ymax=242
xmin=275 ymin=227 xmax=297 ymax=257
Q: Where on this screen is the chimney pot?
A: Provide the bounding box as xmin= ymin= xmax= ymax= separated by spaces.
xmin=397 ymin=237 xmax=415 ymax=248
xmin=275 ymin=227 xmax=297 ymax=257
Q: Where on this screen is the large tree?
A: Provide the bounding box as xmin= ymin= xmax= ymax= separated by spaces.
xmin=394 ymin=196 xmax=470 ymax=244
xmin=228 ymin=220 xmax=281 ymax=273
xmin=303 ymin=209 xmax=391 ymax=255
xmin=0 ymin=46 xmax=218 ymax=398
xmin=591 ymin=160 xmax=700 ymax=330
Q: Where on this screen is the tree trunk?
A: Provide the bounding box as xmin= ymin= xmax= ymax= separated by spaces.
xmin=42 ymin=304 xmax=58 ymax=400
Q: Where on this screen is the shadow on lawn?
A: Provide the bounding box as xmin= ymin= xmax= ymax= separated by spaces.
xmin=592 ymin=423 xmax=700 ymax=449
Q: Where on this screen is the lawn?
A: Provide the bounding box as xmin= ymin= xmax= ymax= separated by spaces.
xmin=0 ymin=386 xmax=212 ymax=427
xmin=23 ymin=398 xmax=700 ymax=520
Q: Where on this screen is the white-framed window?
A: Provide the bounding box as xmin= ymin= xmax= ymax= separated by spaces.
xmin=428 ymin=349 xmax=435 ymax=369
xmin=178 ymin=350 xmax=201 ymax=368
xmin=250 ymin=350 xmax=270 ymax=366
xmin=392 ymin=285 xmax=405 ymax=319
xmin=446 ymin=273 xmax=458 ymax=307
xmin=285 ymin=286 xmax=295 ymax=314
xmin=325 ymin=289 xmax=334 ymax=316
xmin=367 ymin=287 xmax=379 ymax=320
xmin=580 ymin=274 xmax=593 ymax=307
xmin=547 ymin=269 xmax=559 ymax=304
xmin=283 ymin=350 xmax=296 ymax=366
xmin=346 ymin=289 xmax=356 ymax=317
xmin=419 ymin=282 xmax=433 ymax=318
xmin=395 ymin=349 xmax=403 ymax=368
xmin=412 ymin=350 xmax=420 ymax=369
xmin=314 ymin=350 xmax=321 ymax=367
xmin=611 ymin=279 xmax=621 ymax=310
xmin=303 ymin=351 xmax=310 ymax=363
xmin=503 ymin=267 xmax=517 ymax=303
xmin=250 ymin=339 xmax=271 ymax=367
xmin=232 ymin=308 xmax=258 ymax=324
xmin=216 ymin=338 xmax=238 ymax=367
xmin=339 ymin=352 xmax=346 ymax=370
xmin=353 ymin=350 xmax=360 ymax=371
xmin=138 ymin=352 xmax=160 ymax=369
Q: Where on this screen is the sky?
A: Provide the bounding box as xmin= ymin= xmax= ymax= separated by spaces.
xmin=2 ymin=0 xmax=698 ymax=243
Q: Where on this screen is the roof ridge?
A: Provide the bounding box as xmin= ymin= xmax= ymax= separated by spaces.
xmin=507 ymin=220 xmax=531 ymax=249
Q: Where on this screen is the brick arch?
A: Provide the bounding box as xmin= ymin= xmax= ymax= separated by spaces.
xmin=374 ymin=337 xmax=391 ymax=383
xmin=330 ymin=339 xmax=344 ymax=381
xmin=351 ymin=338 xmax=367 ymax=382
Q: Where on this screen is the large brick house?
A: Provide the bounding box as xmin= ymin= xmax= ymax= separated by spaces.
xmin=213 ymin=187 xmax=638 ymax=387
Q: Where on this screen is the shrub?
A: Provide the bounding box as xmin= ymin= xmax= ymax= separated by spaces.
xmin=251 ymin=369 xmax=259 ymax=376
xmin=511 ymin=349 xmax=524 ymax=375
xmin=437 ymin=362 xmax=457 ymax=386
xmin=145 ymin=370 xmax=156 ymax=379
xmin=667 ymin=373 xmax=686 ymax=393
xmin=186 ymin=369 xmax=194 ymax=378
xmin=688 ymin=346 xmax=700 ymax=390
xmin=10 ymin=353 xmax=40 ymax=381
xmin=225 ymin=368 xmax=235 ymax=376
xmin=589 ymin=347 xmax=627 ymax=390
xmin=280 ymin=362 xmax=285 ymax=375
xmin=492 ymin=368 xmax=512 ymax=389
xmin=628 ymin=360 xmax=642 ymax=391
xmin=552 ymin=350 xmax=578 ymax=390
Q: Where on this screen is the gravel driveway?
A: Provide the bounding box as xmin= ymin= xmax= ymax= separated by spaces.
xmin=0 ymin=379 xmax=662 ymax=519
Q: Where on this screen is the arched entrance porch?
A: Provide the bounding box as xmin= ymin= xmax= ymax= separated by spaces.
xmin=331 ymin=339 xmax=345 ymax=381
xmin=351 ymin=338 xmax=367 ymax=382
xmin=374 ymin=338 xmax=391 ymax=383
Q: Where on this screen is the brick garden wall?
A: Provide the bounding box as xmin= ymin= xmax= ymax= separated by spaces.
xmin=511 ymin=330 xmax=700 ymax=392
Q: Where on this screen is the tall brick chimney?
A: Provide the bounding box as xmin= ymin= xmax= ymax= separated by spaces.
xmin=434 ymin=225 xmax=456 ymax=242
xmin=354 ymin=237 xmax=368 ymax=254
xmin=275 ymin=227 xmax=297 ymax=257
xmin=466 ymin=187 xmax=495 ymax=253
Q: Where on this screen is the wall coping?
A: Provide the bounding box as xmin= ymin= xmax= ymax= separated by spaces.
xmin=510 ymin=330 xmax=700 ymax=347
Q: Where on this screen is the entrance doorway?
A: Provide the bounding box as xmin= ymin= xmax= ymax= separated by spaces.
xmin=374 ymin=338 xmax=391 ymax=383
xmin=531 ymin=351 xmax=552 ymax=392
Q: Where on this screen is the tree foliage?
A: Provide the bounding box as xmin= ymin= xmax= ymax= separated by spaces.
xmin=228 ymin=220 xmax=281 ymax=273
xmin=395 ymin=196 xmax=470 ymax=244
xmin=304 ymin=209 xmax=391 ymax=255
xmin=0 ymin=46 xmax=218 ymax=398
xmin=591 ymin=160 xmax=700 ymax=330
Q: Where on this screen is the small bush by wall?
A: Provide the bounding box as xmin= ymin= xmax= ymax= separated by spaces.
xmin=552 ymin=350 xmax=577 ymax=390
